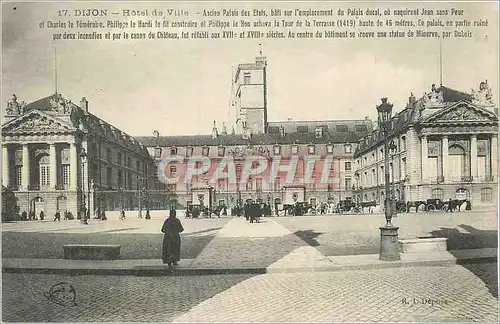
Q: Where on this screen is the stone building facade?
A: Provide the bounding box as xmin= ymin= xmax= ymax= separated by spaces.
xmin=353 ymin=83 xmax=498 ymax=208
xmin=137 ymin=118 xmax=373 ymax=210
xmin=1 ymin=93 xmax=155 ymax=219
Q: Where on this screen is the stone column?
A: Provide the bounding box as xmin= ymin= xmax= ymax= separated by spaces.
xmin=492 ymin=135 xmax=498 ymax=181
xmin=21 ymin=144 xmax=30 ymax=190
xmin=2 ymin=145 xmax=9 ymax=187
xmin=421 ymin=136 xmax=428 ymax=182
xmin=470 ymin=135 xmax=477 ymax=181
xmin=50 ymin=143 xmax=57 ymax=189
xmin=442 ymin=136 xmax=449 ymax=181
xmin=70 ymin=142 xmax=78 ymax=190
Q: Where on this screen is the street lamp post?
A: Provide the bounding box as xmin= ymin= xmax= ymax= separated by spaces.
xmin=389 ymin=140 xmax=397 ymax=214
xmin=79 ymin=148 xmax=88 ymax=224
xmin=376 ymin=98 xmax=400 ymax=261
xmin=137 ymin=176 xmax=143 ymax=219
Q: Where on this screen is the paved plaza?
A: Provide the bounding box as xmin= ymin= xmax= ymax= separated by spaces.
xmin=2 ymin=263 xmax=498 ymax=322
xmin=2 ymin=211 xmax=498 ymax=322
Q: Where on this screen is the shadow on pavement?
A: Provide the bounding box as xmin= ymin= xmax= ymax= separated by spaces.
xmin=429 ymin=225 xmax=498 ymax=299
xmin=293 ymin=230 xmax=323 ymax=246
xmin=183 ymin=227 xmax=223 ymax=237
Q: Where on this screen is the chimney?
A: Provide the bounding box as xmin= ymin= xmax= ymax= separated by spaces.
xmin=212 ymin=120 xmax=218 ymax=139
xmin=221 ymin=122 xmax=227 ymax=135
xmin=80 ymin=97 xmax=88 ymax=113
xmin=364 ymin=116 xmax=369 ymax=120
xmin=280 ymin=125 xmax=286 ymax=137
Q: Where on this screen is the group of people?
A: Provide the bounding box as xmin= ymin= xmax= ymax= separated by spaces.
xmin=19 ymin=209 xmax=76 ymax=221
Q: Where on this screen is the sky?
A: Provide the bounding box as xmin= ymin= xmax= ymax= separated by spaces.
xmin=2 ymin=1 xmax=498 ymax=137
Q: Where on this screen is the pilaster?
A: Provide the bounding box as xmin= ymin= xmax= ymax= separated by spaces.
xmin=2 ymin=145 xmax=10 ymax=187
xmin=470 ymin=135 xmax=477 ymax=180
xmin=442 ymin=136 xmax=449 ymax=181
xmin=21 ymin=144 xmax=30 ymax=190
xmin=50 ymin=143 xmax=57 ymax=189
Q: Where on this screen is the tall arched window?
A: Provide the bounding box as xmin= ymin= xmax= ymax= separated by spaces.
xmin=432 ymin=188 xmax=443 ymax=199
xmin=481 ymin=188 xmax=493 ymax=203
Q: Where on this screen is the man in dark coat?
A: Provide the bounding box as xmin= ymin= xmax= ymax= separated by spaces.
xmin=161 ymin=207 xmax=184 ymax=269
xmin=54 ymin=210 xmax=61 ymax=222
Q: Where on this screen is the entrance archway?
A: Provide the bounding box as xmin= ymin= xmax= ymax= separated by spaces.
xmin=31 ymin=197 xmax=44 ymax=216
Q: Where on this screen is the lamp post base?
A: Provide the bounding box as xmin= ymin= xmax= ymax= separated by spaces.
xmin=379 ymin=226 xmax=400 ymax=261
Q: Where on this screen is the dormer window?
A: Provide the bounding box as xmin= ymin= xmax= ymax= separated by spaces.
xmin=291 ymin=145 xmax=299 ymax=155
xmin=326 ymin=144 xmax=334 ymax=154
xmin=186 ymin=147 xmax=194 ymax=157
xmin=308 ymin=145 xmax=315 ymax=155
xmin=154 ymin=147 xmax=162 ymax=159
xmin=202 ymin=146 xmax=210 ymax=156
xmin=273 ymin=145 xmax=281 ymax=155
xmin=344 ymin=144 xmax=352 ymax=154
xmin=243 ymin=72 xmax=251 ymax=84
xmin=170 ymin=147 xmax=177 ymax=155
xmin=218 ymin=146 xmax=225 ymax=157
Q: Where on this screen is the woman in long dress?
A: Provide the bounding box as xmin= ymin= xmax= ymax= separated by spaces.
xmin=161 ymin=207 xmax=184 ymax=268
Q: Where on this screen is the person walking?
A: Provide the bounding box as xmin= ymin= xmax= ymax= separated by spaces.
xmin=120 ymin=209 xmax=126 ymax=220
xmin=54 ymin=209 xmax=61 ymax=222
xmin=161 ymin=207 xmax=184 ymax=270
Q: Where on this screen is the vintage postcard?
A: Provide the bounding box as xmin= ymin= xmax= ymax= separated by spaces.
xmin=1 ymin=0 xmax=498 ymax=322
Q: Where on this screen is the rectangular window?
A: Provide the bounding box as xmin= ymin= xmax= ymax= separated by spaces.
xmin=345 ymin=162 xmax=352 ymax=171
xmin=118 ymin=171 xmax=123 ymax=187
xmin=186 ymin=147 xmax=194 ymax=157
xmin=274 ymin=177 xmax=281 ymax=191
xmin=246 ymin=178 xmax=253 ymax=190
xmin=273 ymin=145 xmax=281 ymax=155
xmin=344 ymin=144 xmax=352 ymax=154
xmin=202 ymin=147 xmax=210 ymax=156
xmin=170 ymin=147 xmax=177 ymax=155
xmin=62 ymin=165 xmax=69 ymax=188
xmin=136 ymin=161 xmax=140 ymax=171
xmin=243 ymin=72 xmax=251 ymax=84
xmin=107 ymin=148 xmax=112 ymax=161
xmin=401 ymin=136 xmax=407 ymax=151
xmin=256 ymin=178 xmax=263 ymax=191
xmin=291 ymin=145 xmax=299 ymax=155
xmin=326 ymin=144 xmax=333 ymax=154
xmin=344 ymin=177 xmax=352 ymax=190
xmin=15 ymin=166 xmax=22 ymax=186
xmin=117 ymin=153 xmax=122 ymax=165
xmin=40 ymin=165 xmax=50 ymax=186
xmin=154 ymin=147 xmax=162 ymax=158
xmin=218 ymin=146 xmax=225 ymax=157
xmin=217 ymin=179 xmax=225 ymax=191
xmin=308 ymin=145 xmax=315 ymax=155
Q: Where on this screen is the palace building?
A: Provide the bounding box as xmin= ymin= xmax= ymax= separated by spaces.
xmin=138 ymin=56 xmax=498 ymax=211
xmin=1 ymin=93 xmax=156 ymax=219
xmin=353 ymin=82 xmax=498 ymax=208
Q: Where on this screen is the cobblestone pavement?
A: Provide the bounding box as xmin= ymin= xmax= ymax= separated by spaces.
xmin=275 ymin=211 xmax=498 ymax=256
xmin=3 ymin=264 xmax=497 ymax=323
xmin=2 ymin=218 xmax=229 ymax=259
xmin=2 ymin=273 xmax=254 ymax=322
xmin=173 ymin=264 xmax=498 ymax=323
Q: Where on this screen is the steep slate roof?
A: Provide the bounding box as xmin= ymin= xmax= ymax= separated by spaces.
xmin=267 ymin=119 xmax=373 ymax=135
xmin=22 ymin=93 xmax=150 ymax=156
xmin=136 ymin=129 xmax=366 ymax=148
